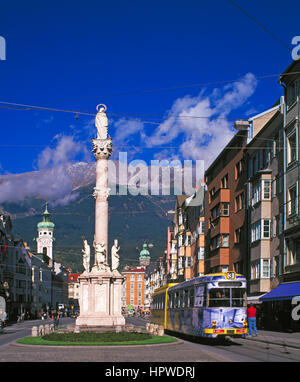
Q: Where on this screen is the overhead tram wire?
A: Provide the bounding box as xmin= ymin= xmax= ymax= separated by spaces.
xmin=228 ymin=0 xmax=292 ymax=52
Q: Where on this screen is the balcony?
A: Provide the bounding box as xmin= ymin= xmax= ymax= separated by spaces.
xmin=210 ymin=188 xmax=230 ymax=208
xmin=208 ymin=248 xmax=230 ymax=268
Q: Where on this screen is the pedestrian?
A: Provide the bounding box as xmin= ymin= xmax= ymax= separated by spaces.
xmin=52 ymin=310 xmax=58 ymax=328
xmin=247 ymin=303 xmax=258 ymax=337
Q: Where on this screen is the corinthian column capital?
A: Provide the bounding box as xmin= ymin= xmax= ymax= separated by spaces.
xmin=92 ymin=138 xmax=113 ymax=160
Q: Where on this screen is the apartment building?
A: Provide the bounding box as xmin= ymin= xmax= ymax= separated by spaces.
xmin=246 ymin=101 xmax=284 ymax=295
xmin=168 ymin=185 xmax=205 ymax=283
xmin=205 ymin=127 xmax=248 ymax=275
xmin=122 ymin=267 xmax=145 ymax=308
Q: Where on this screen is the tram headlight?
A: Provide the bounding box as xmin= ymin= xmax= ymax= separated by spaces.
xmin=243 ymin=320 xmax=247 ymax=327
xmin=212 ymin=320 xmax=217 ymax=328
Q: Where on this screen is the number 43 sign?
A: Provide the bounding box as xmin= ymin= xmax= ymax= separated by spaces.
xmin=226 ymin=272 xmax=236 ymax=280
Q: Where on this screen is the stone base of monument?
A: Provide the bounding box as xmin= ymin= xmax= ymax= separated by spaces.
xmin=75 ymin=270 xmax=125 ymax=331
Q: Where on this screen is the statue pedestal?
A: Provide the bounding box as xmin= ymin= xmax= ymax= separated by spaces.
xmin=75 ymin=269 xmax=125 ymax=328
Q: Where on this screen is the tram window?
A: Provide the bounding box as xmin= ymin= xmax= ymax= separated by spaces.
xmin=184 ymin=290 xmax=189 ymax=307
xmin=232 ymin=288 xmax=247 ymax=307
xmin=179 ymin=291 xmax=183 ymax=308
xmin=171 ymin=293 xmax=175 ymax=308
xmin=175 ymin=292 xmax=179 ymax=308
xmin=208 ymin=288 xmax=230 ymax=307
xmin=195 ymin=284 xmax=205 ymax=307
xmin=189 ymin=288 xmax=194 ymax=307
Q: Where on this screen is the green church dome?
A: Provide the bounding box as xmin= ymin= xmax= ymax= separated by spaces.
xmin=37 ymin=204 xmax=55 ymax=229
xmin=139 ymin=243 xmax=150 ymax=259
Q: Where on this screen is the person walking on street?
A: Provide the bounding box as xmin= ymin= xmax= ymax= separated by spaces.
xmin=52 ymin=310 xmax=59 ymax=329
xmin=247 ymin=303 xmax=258 ymax=337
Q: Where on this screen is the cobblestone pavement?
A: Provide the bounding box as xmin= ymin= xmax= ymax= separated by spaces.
xmin=0 ymin=340 xmax=230 ymax=362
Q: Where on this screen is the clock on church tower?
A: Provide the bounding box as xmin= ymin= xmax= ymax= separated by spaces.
xmin=36 ymin=203 xmax=55 ymax=260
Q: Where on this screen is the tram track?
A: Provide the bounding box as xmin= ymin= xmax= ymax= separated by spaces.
xmin=183 ymin=334 xmax=300 ymax=362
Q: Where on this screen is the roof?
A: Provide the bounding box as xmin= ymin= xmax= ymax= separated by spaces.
xmin=260 ymin=282 xmax=300 ymax=302
xmin=205 ymin=129 xmax=248 ymax=177
xmin=122 ymin=267 xmax=145 ymax=274
xmin=280 ymin=59 xmax=300 ymax=85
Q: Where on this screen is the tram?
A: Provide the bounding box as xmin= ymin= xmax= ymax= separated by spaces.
xmin=151 ymin=272 xmax=248 ymax=338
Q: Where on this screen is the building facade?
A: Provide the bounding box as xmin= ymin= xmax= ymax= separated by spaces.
xmin=205 ymin=127 xmax=249 ymax=275
xmin=280 ymin=60 xmax=300 ymax=283
xmin=246 ymin=102 xmax=284 ymax=295
xmin=122 ymin=267 xmax=145 ymax=308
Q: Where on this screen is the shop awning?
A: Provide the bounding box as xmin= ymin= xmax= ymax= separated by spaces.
xmin=259 ymin=282 xmax=300 ymax=302
xmin=247 ymin=294 xmax=265 ymax=304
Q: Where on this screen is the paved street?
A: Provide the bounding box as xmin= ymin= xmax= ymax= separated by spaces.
xmin=1 ymin=317 xmax=300 ymax=362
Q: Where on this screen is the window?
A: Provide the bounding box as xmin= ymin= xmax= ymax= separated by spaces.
xmin=209 ymin=187 xmax=216 ymax=203
xmin=287 ymin=81 xmax=297 ymax=107
xmin=221 ymin=234 xmax=229 ymax=247
xmin=250 ymin=260 xmax=260 ymax=280
xmin=288 ymin=185 xmax=297 ymax=216
xmin=208 ymin=288 xmax=230 ymax=307
xmin=211 ymin=204 xmax=220 ymax=220
xmin=221 ymin=174 xmax=228 ymax=189
xmin=189 ymin=288 xmax=194 ymax=307
xmin=232 ymin=288 xmax=247 ymax=307
xmin=198 ymin=221 xmax=205 ymax=234
xmin=235 ymin=160 xmax=243 ymax=179
xmin=234 ymin=228 xmax=241 ymax=243
xmin=235 ymin=193 xmax=244 ymax=211
xmin=185 ymin=257 xmax=192 ymax=268
xmin=251 ymin=259 xmax=270 ymax=279
xmin=195 ymin=285 xmax=206 ymax=307
xmin=178 ymin=234 xmax=183 ymax=247
xmin=222 ymin=203 xmax=229 ymax=216
xmin=211 ymin=235 xmax=220 ymax=250
xmin=251 ymin=182 xmax=261 ymax=205
xmin=251 ymin=221 xmax=261 ymax=243
xmin=262 ymin=219 xmax=271 ymax=239
xmin=178 ymin=213 xmax=183 ymax=225
xmin=262 ymin=259 xmax=270 ymax=278
xmin=262 ymin=180 xmax=271 ymax=200
xmin=185 ymin=235 xmax=192 ymax=247
xmin=287 ymin=132 xmax=297 ymax=164
xmin=198 ymin=247 xmax=205 ymax=260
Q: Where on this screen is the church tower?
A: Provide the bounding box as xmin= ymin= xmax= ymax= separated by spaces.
xmin=139 ymin=243 xmax=151 ymax=267
xmin=36 ymin=203 xmax=55 ymax=260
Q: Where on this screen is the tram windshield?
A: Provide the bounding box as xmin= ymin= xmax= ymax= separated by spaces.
xmin=208 ymin=288 xmax=246 ymax=307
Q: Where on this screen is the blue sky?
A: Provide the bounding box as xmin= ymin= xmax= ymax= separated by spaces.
xmin=0 ymin=0 xmax=299 ymax=202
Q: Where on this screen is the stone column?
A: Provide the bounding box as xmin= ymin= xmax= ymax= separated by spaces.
xmin=93 ymin=137 xmax=112 ymax=260
xmin=75 ymin=104 xmax=125 ymax=329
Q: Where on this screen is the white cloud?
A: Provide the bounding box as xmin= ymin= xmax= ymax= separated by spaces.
xmin=144 ymin=73 xmax=258 ymax=171
xmin=0 ymin=136 xmax=87 ymax=206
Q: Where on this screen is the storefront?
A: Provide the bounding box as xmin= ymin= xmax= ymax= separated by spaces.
xmin=259 ymin=282 xmax=300 ymax=332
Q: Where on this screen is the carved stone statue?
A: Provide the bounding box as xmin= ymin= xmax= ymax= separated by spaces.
xmin=111 ymin=239 xmax=120 ymax=272
xmin=93 ymin=239 xmax=107 ymax=270
xmin=82 ymin=239 xmax=90 ymax=273
xmin=95 ymin=104 xmax=108 ymax=140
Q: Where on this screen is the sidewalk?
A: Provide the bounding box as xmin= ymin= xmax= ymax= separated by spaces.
xmin=244 ymin=329 xmax=300 ymax=349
